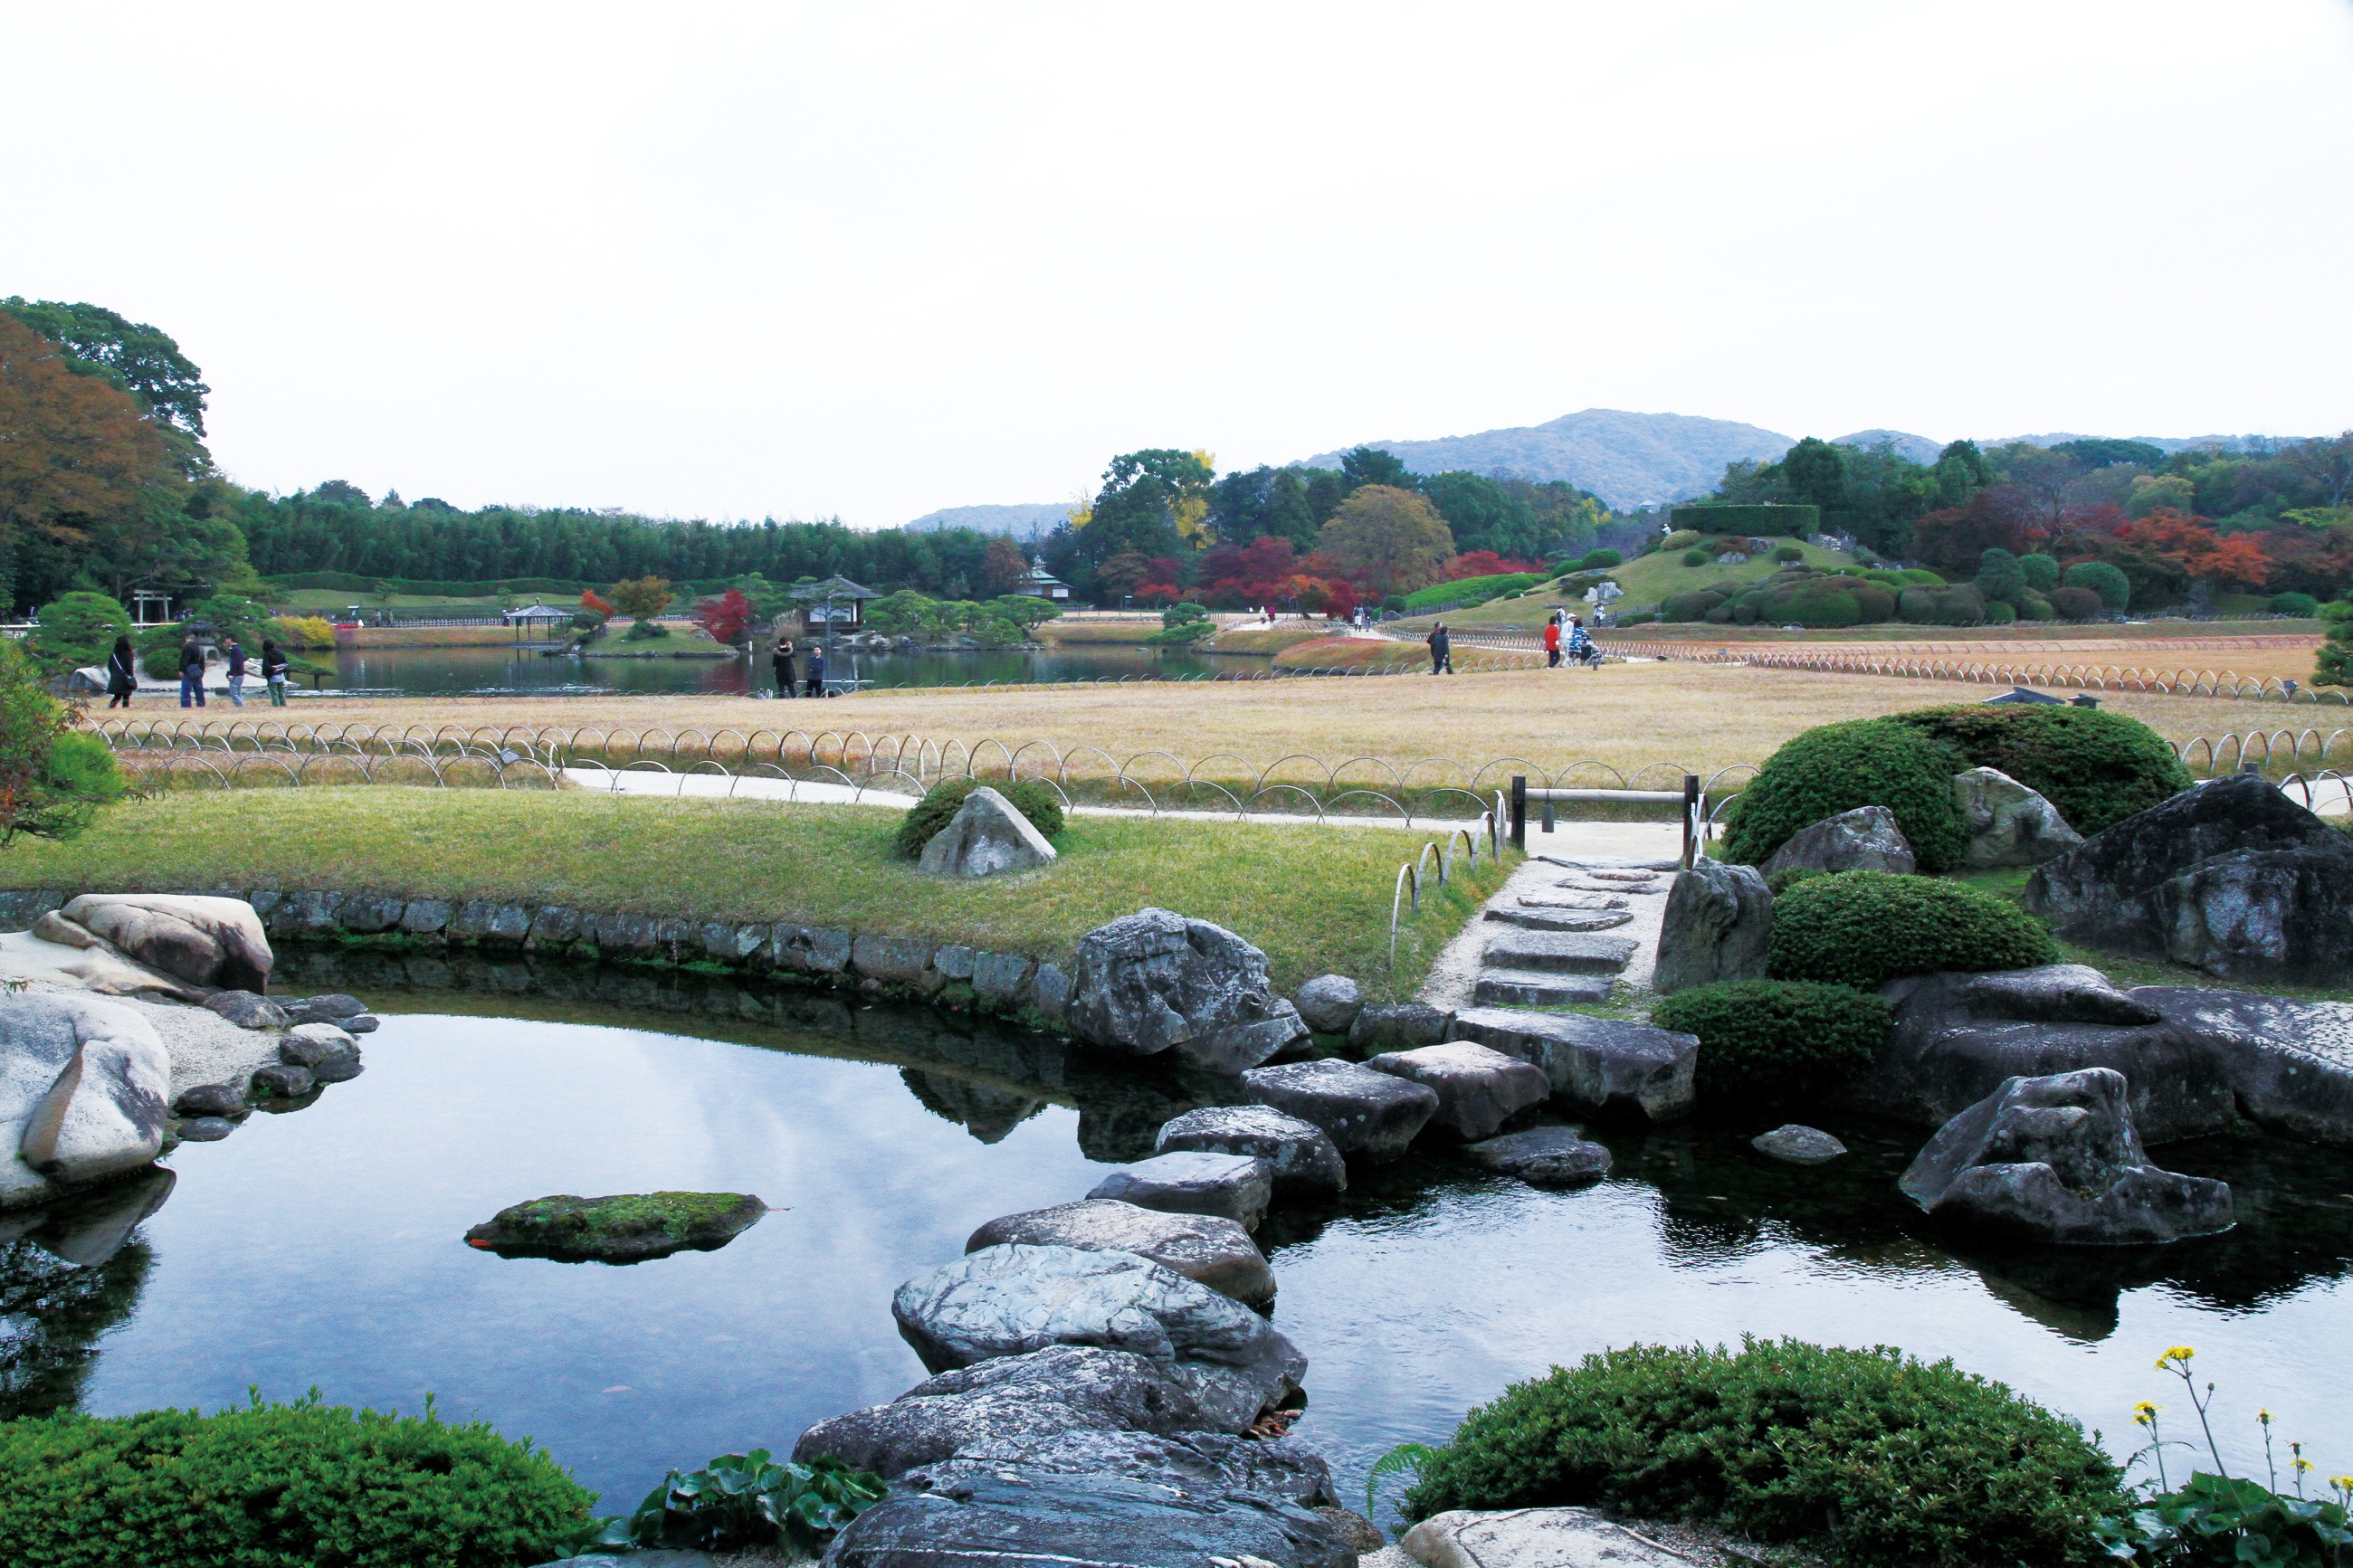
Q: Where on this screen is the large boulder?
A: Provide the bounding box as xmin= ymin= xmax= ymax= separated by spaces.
xmin=2134 ymin=988 xmax=2353 ymax=1148
xmin=1086 ymin=1151 xmax=1274 ymax=1232
xmin=2024 ymin=774 xmax=2353 ymax=986
xmin=1954 ymin=767 xmax=2083 ymax=868
xmin=1852 ymin=965 xmax=2236 ymax=1143
xmin=1900 ymin=1068 xmax=2233 ymax=1244
xmin=56 ymin=894 xmax=272 ymax=992
xmin=1751 ymin=1125 xmax=1847 ymax=1165
xmin=1066 ymin=909 xmax=1308 ymax=1074
xmin=0 ymin=994 xmax=172 ymax=1208
xmin=793 ymin=1344 xmax=1205 ymax=1478
xmin=1363 ymin=1042 xmax=1550 ymax=1141
xmin=1241 ymin=1059 xmax=1440 ymax=1163
xmin=891 ymin=1244 xmax=1306 ymax=1430
xmin=1652 ymin=859 xmax=1772 ymax=994
xmin=917 ymin=786 xmax=1059 ymax=878
xmin=966 ymin=1201 xmax=1275 ymax=1307
xmin=1759 ymin=805 xmax=1917 ymax=879
xmin=1403 ymin=1506 xmax=1695 ymax=1568
xmin=1445 ymin=1009 xmax=1696 ymax=1123
xmin=1154 ymin=1105 xmax=1348 ymax=1198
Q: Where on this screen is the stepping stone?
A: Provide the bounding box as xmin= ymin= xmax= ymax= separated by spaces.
xmin=1463 ymin=1125 xmax=1613 ymax=1185
xmin=1517 ymin=892 xmax=1628 ymax=911
xmin=1582 ymin=870 xmax=1660 ymax=883
xmin=1538 ymin=856 xmax=1680 ymax=872
xmin=1751 ymin=1125 xmax=1847 ymax=1166
xmin=1362 ymin=1042 xmax=1551 ymax=1140
xmin=1483 ymin=907 xmax=1634 ymax=933
xmin=1242 ymin=1059 xmax=1440 ymax=1163
xmin=1482 ymin=931 xmax=1639 ymax=975
xmin=1552 ymin=878 xmax=1665 ymax=896
xmin=1087 ymin=1151 xmax=1273 ymax=1232
xmin=1472 ymin=969 xmax=1613 ymax=1007
xmin=1448 ymin=1007 xmax=1699 ymax=1122
xmin=1155 ymin=1105 xmax=1348 ymax=1198
xmin=967 ymin=1200 xmax=1275 ymax=1307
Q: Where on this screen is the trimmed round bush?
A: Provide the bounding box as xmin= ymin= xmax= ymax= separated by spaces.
xmin=1681 ymin=548 xmax=1709 ymax=566
xmin=2271 ymin=591 xmax=2320 ymax=617
xmin=2018 ymin=552 xmax=2061 ymax=591
xmin=2049 ymin=584 xmax=2105 ymax=620
xmin=1661 ymin=529 xmax=1703 ymax=550
xmin=2019 ymin=593 xmax=2056 ymax=621
xmin=1651 ymin=979 xmax=1888 ymax=1103
xmin=1402 ymin=1338 xmax=2120 ymax=1568
xmin=1770 ymin=870 xmax=2057 ymax=987
xmin=1662 ymin=589 xmax=1726 ymax=622
xmin=1578 ymin=548 xmax=1622 ymax=569
xmin=1936 ymin=584 xmax=1986 ymax=624
xmin=1889 ymin=704 xmax=2194 ymax=836
xmin=896 ymin=776 xmax=1066 ymax=859
xmin=2063 ymin=559 xmax=2131 ymax=611
xmin=1897 ymin=586 xmax=1941 ymax=623
xmin=1985 ymin=600 xmax=2016 ymax=623
xmin=1722 ymin=717 xmax=1969 ymax=871
xmin=1772 ymin=544 xmax=1805 ymax=563
xmin=0 ymin=1396 xmax=595 ymax=1568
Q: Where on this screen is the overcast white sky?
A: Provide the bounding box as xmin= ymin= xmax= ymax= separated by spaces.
xmin=6 ymin=3 xmax=2349 ymax=527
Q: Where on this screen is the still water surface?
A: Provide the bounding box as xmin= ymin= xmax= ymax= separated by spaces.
xmin=333 ymin=643 xmax=1258 ymax=697
xmin=42 ymin=999 xmax=2353 ymax=1518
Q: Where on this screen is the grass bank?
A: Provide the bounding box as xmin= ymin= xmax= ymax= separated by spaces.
xmin=1034 ymin=619 xmax=1163 ymax=645
xmin=3 ymin=789 xmax=1508 ymax=997
xmin=1205 ymin=624 xmax=1337 ymax=656
xmin=1271 ymin=635 xmax=1433 ymax=671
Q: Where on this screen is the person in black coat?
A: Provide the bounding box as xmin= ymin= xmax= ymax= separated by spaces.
xmin=772 ymin=637 xmax=796 ymax=698
xmin=260 ymin=638 xmax=290 ymax=707
xmin=804 ymin=641 xmax=827 ymax=698
xmin=177 ymin=635 xmax=206 ymax=708
xmin=105 ymin=636 xmax=138 ymax=708
xmin=1426 ymin=622 xmax=1453 ymax=675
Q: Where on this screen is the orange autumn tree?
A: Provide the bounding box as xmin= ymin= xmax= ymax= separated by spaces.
xmin=0 ymin=313 xmax=167 ymax=601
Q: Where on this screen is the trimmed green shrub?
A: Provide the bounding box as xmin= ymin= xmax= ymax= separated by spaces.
xmin=1669 ymin=503 xmax=1820 ymax=536
xmin=1403 ymin=573 xmax=1541 ymax=613
xmin=1402 ymin=1338 xmax=2120 ymax=1568
xmin=1651 ymin=980 xmax=1888 ymax=1102
xmin=1772 ymin=544 xmax=1805 ymax=564
xmin=1721 ymin=717 xmax=1969 ymax=871
xmin=896 ymin=776 xmax=1065 ymax=858
xmin=1936 ymin=584 xmax=1986 ymax=624
xmin=2064 ymin=560 xmax=2131 ymax=611
xmin=1681 ymin=549 xmax=1709 ymax=567
xmin=1986 ymin=600 xmax=2016 ymax=623
xmin=2018 ymin=552 xmax=2061 ymax=591
xmin=1577 ymin=548 xmax=1623 ymax=569
xmin=1660 ymin=530 xmax=1703 ymax=550
xmin=1898 ymin=586 xmax=1941 ymax=623
xmin=2269 ymin=591 xmax=2320 ymax=617
xmin=27 ymin=592 xmax=131 ymax=673
xmin=2050 ymin=584 xmax=2105 ymax=620
xmin=2320 ymin=597 xmax=2353 ymax=687
xmin=1898 ymin=567 xmax=1947 ymax=586
xmin=1614 ymin=610 xmax=1656 ymax=625
xmin=1662 ymin=590 xmax=1727 ymax=622
xmin=1887 ymin=704 xmax=2194 ymax=835
xmin=0 ymin=1393 xmax=595 ymax=1568
xmin=1770 ymin=871 xmax=2057 ymax=987
xmin=2019 ymin=593 xmax=2056 ymax=621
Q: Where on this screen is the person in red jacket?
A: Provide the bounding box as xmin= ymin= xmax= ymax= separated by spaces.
xmin=1543 ymin=613 xmax=1562 ymax=668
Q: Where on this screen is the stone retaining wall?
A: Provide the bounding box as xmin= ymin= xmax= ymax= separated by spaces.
xmin=0 ymin=888 xmax=1074 ymax=1025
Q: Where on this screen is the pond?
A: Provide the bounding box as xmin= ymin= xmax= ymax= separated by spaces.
xmin=329 ymin=642 xmax=1263 ymax=697
xmin=14 ymin=958 xmax=2352 ymax=1524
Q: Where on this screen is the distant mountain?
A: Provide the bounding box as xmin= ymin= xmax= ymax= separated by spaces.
xmin=1986 ymin=432 xmax=2301 ymax=456
xmin=1300 ymin=408 xmax=1797 ymax=510
xmin=901 ymin=501 xmax=1073 ymax=540
xmin=1831 ymin=429 xmax=1945 ymax=464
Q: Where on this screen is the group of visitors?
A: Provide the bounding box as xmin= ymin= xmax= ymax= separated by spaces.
xmin=1543 ymin=609 xmax=1596 ymax=669
xmin=105 ymin=633 xmax=291 ymax=709
xmin=768 ymin=637 xmax=830 ymax=698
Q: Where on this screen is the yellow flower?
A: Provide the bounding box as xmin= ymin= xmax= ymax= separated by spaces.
xmin=2157 ymin=1346 xmax=2195 ymax=1368
xmin=2329 ymin=1473 xmax=2350 ymax=1489
xmin=2259 ymin=1409 xmax=2272 ymax=1423
xmin=2133 ymin=1402 xmax=2159 ymax=1423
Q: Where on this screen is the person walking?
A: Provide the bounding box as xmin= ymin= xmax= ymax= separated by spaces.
xmin=804 ymin=640 xmax=827 ymax=698
xmin=105 ymin=636 xmax=138 ymax=708
xmin=1427 ymin=621 xmax=1453 ymax=675
xmin=1567 ymin=615 xmax=1594 ymax=668
xmin=772 ymin=636 xmax=796 ymax=698
xmin=1543 ymin=613 xmax=1562 ymax=668
xmin=261 ymin=637 xmax=290 ymax=706
xmin=222 ymin=635 xmax=248 ymax=707
xmin=177 ymin=635 xmax=207 ymax=708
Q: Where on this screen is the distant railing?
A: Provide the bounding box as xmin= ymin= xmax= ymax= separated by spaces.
xmin=1596 ymin=639 xmax=2340 ymax=702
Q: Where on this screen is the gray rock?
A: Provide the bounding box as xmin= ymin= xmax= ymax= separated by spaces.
xmin=201 ymin=990 xmax=288 ymax=1030
xmin=1364 ymin=1041 xmax=1550 ymax=1141
xmin=175 ymin=1117 xmax=235 ymax=1142
xmin=1955 ymin=767 xmax=2083 ymax=868
xmin=248 ymin=1062 xmax=315 ymax=1100
xmin=1348 ymin=1002 xmax=1452 ymax=1054
xmin=1462 ymin=1125 xmax=1613 ymax=1185
xmin=1243 ymin=1058 xmax=1441 ymax=1162
xmin=918 ymin=785 xmax=1059 ymax=878
xmin=971 ymin=950 xmax=1035 ymax=1005
xmin=967 ymin=1200 xmax=1275 ymax=1307
xmin=1481 ymin=929 xmax=1638 ymax=975
xmin=1293 ymin=974 xmax=1365 ymax=1034
xmin=2135 ymin=988 xmax=2353 ymax=1148
xmin=700 ymin=920 xmax=765 ymax=965
xmin=451 ymin=900 xmax=531 ymax=946
xmin=173 ymin=1082 xmax=245 ymax=1117
xmin=2024 ymin=774 xmax=2353 ymax=986
xmin=1030 ymin=962 xmax=1072 ymax=1022
xmin=931 ymin=945 xmax=976 ymax=981
xmin=524 ymin=906 xmax=582 ymax=951
xmin=337 ymin=894 xmax=407 ymax=935
xmin=281 ymin=993 xmax=367 ymax=1023
xmin=277 ymin=1022 xmax=356 ymax=1068
xmin=1653 ymin=859 xmax=1772 ymax=994
xmin=531 ymin=1553 xmax=712 ymax=1568
xmin=906 ymin=1429 xmax=1336 ymax=1509
xmin=1472 ymin=970 xmax=1614 ymax=1008
xmin=1900 ymin=1068 xmax=2233 ymax=1244
xmin=399 ymin=898 xmax=451 ymax=935
xmin=773 ymin=923 xmax=853 ymax=975
xmin=1483 ymin=906 xmax=1635 ymax=933
xmin=1853 ymin=965 xmax=2235 ymax=1143
xmin=0 ymin=993 xmax=172 ymax=1208
xmin=1759 ymin=804 xmax=1918 ymax=879
xmin=793 ymin=1344 xmax=1206 ymax=1478
xmin=262 ymin=889 xmax=342 ymax=938
xmin=1404 ymin=1506 xmax=1693 ymax=1568
xmin=891 ymin=1244 xmax=1306 ymax=1430
xmin=1066 ymin=909 xmax=1303 ymax=1074
xmin=1752 ymin=1124 xmax=1847 ymax=1165
xmin=1447 ymin=1008 xmax=1698 ymax=1123
xmin=1154 ymin=1104 xmax=1348 ymax=1198
xmin=591 ymin=912 xmax=661 ymax=957
xmin=1087 ymin=1151 xmax=1274 ymax=1232
xmin=853 ymin=934 xmax=938 ymax=988
xmin=60 ymin=893 xmax=273 ymax=992
xmin=1518 ymin=890 xmax=1629 ymax=911
xmin=342 ymin=1013 xmax=379 ymax=1034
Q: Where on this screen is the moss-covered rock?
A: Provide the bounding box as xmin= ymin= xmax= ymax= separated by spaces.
xmin=464 ymin=1191 xmax=767 ymax=1262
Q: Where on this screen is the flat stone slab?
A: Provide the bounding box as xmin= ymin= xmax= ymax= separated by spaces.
xmin=1516 ymin=892 xmax=1628 ymax=911
xmin=1155 ymin=1104 xmax=1347 ymax=1197
xmin=1751 ymin=1125 xmax=1848 ymax=1165
xmin=1537 ymin=856 xmax=1681 ymax=872
xmin=1551 ymin=878 xmax=1665 ymax=895
xmin=1242 ymin=1058 xmax=1440 ymax=1163
xmin=1086 ymin=1150 xmax=1273 ymax=1232
xmin=1463 ymin=1126 xmax=1613 ymax=1185
xmin=1404 ymin=1506 xmax=1692 ymax=1568
xmin=967 ymin=1199 xmax=1273 ymax=1307
xmin=1483 ymin=907 xmax=1634 ymax=933
xmin=1448 ymin=1007 xmax=1698 ymax=1122
xmin=1363 ymin=1042 xmax=1551 ymax=1140
xmin=1473 ymin=969 xmax=1614 ymax=1008
xmin=1482 ymin=931 xmax=1639 ymax=974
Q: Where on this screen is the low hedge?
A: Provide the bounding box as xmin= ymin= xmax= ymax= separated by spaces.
xmin=1668 ymin=503 xmax=1820 ymax=536
xmin=1887 ymin=705 xmax=2192 ymax=837
xmin=0 ymin=1395 xmax=594 ymax=1567
xmin=1652 ymin=979 xmax=1888 ymax=1103
xmin=1402 ymin=1338 xmax=2120 ymax=1567
xmin=1722 ymin=717 xmax=1969 ymax=871
xmin=1770 ymin=870 xmax=2056 ymax=987
xmin=1402 ymin=573 xmax=1542 ymax=613
xmin=896 ymin=776 xmax=1066 ymax=859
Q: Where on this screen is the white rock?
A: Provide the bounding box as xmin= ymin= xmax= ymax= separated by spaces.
xmin=1404 ymin=1506 xmax=1696 ymax=1568
xmin=918 ymin=787 xmax=1058 ymax=878
xmin=60 ymin=893 xmax=274 ymax=992
xmin=1 ymin=993 xmax=172 ymax=1208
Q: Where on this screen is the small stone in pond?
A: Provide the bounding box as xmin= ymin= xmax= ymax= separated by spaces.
xmin=250 ymin=1062 xmax=314 ymax=1099
xmin=176 ymin=1117 xmax=236 ymax=1142
xmin=1752 ymin=1124 xmax=1848 ymax=1165
xmin=173 ymin=1082 xmax=245 ymax=1117
xmin=342 ymin=1013 xmax=379 ymax=1033
xmin=464 ymin=1192 xmax=767 ymax=1263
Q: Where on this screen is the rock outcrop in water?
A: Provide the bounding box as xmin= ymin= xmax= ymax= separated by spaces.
xmin=1065 ymin=909 xmax=1307 ymax=1075
xmin=463 ymin=1192 xmax=767 ymax=1262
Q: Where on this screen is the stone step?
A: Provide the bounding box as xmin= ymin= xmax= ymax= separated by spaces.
xmin=1483 ymin=907 xmax=1634 ymax=933
xmin=1473 ymin=968 xmax=1614 ymax=1007
xmin=1482 ymin=930 xmax=1639 ymax=974
xmin=1537 ymin=855 xmax=1681 ymax=872
xmin=1517 ymin=892 xmax=1627 ymax=911
xmin=1550 ymin=877 xmax=1665 ymax=896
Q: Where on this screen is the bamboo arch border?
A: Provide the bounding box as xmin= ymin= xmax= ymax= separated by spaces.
xmin=1601 ymin=639 xmax=2349 ymax=703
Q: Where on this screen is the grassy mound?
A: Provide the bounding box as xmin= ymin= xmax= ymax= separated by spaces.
xmin=463 ymin=1192 xmax=767 ymax=1261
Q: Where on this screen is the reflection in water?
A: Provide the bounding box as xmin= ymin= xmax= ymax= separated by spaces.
xmin=9 ymin=957 xmax=2349 ymax=1512
xmin=0 ymin=1172 xmax=171 ymax=1418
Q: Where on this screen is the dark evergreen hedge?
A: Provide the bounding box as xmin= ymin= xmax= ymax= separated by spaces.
xmin=1652 ymin=979 xmax=1889 ymax=1103
xmin=1769 ymin=870 xmax=2056 ymax=987
xmin=1887 ymin=705 xmax=2194 ymax=837
xmin=1722 ymin=717 xmax=1969 ymax=871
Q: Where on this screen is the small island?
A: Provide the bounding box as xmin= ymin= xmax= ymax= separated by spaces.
xmin=463 ymin=1191 xmax=767 ymax=1263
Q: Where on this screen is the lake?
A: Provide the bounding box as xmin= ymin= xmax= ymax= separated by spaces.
xmin=329 ymin=643 xmax=1266 ymax=697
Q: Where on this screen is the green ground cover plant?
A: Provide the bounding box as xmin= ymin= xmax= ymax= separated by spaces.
xmin=1651 ymin=979 xmax=1889 ymax=1103
xmin=895 ymin=775 xmax=1068 ymax=857
xmin=1771 ymin=870 xmax=2057 ymax=986
xmin=1889 ymin=705 xmax=2193 ymax=836
xmin=1399 ymin=1338 xmax=2119 ymax=1567
xmin=597 ymin=1449 xmax=885 ymax=1554
xmin=0 ymin=1392 xmax=594 ymax=1568
xmin=1722 ymin=717 xmax=1969 ymax=870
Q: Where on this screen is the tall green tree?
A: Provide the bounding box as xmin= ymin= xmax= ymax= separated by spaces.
xmin=1779 ymin=438 xmax=1849 ymax=511
xmin=1339 ymin=446 xmax=1412 ymax=490
xmin=1319 ymin=485 xmax=1455 ymax=595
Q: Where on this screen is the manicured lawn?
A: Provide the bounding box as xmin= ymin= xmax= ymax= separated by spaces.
xmin=3 ymin=788 xmax=1510 ymax=998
